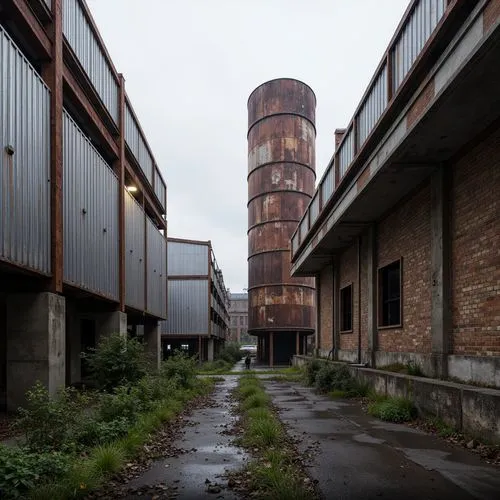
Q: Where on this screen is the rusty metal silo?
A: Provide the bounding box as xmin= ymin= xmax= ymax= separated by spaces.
xmin=247 ymin=78 xmax=316 ymax=366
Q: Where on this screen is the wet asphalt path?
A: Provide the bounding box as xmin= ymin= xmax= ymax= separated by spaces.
xmin=265 ymin=379 xmax=500 ymax=500
xmin=125 ymin=376 xmax=246 ymax=499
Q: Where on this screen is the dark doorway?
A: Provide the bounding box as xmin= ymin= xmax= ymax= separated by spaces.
xmin=273 ymin=333 xmax=296 ymax=365
xmin=81 ymin=319 xmax=96 ymax=379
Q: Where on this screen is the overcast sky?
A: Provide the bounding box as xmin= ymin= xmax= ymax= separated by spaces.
xmin=86 ymin=0 xmax=409 ymax=293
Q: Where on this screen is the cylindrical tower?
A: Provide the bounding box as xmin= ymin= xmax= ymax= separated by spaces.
xmin=247 ymin=78 xmax=316 ymax=365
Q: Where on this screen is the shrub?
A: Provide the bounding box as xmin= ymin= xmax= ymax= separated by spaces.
xmin=217 ymin=342 xmax=242 ymax=364
xmin=98 ymin=385 xmax=141 ymax=423
xmin=83 ymin=333 xmax=148 ymax=391
xmin=368 ymin=397 xmax=417 ymax=423
xmin=76 ymin=417 xmax=130 ymax=447
xmin=14 ymin=382 xmax=89 ymax=453
xmin=161 ymin=351 xmax=198 ymax=388
xmin=314 ymin=364 xmax=359 ymax=394
xmin=406 ymin=361 xmax=424 ymax=377
xmin=0 ymin=445 xmax=71 ymax=499
xmin=305 ymin=359 xmax=323 ymax=386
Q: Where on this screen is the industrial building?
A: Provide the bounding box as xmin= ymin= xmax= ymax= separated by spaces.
xmin=0 ymin=0 xmax=167 ymax=410
xmin=291 ymin=0 xmax=500 ymax=384
xmin=228 ymin=292 xmax=250 ymax=343
xmin=247 ymin=79 xmax=316 ymax=366
xmin=162 ymin=238 xmax=229 ymax=361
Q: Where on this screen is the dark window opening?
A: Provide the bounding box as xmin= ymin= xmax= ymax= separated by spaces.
xmin=340 ymin=284 xmax=353 ymax=332
xmin=379 ymin=260 xmax=402 ymax=327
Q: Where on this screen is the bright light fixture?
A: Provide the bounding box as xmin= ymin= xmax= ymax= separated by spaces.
xmin=126 ymin=185 xmax=138 ymax=193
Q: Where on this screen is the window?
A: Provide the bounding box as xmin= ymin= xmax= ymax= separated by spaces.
xmin=340 ymin=284 xmax=353 ymax=332
xmin=379 ymin=260 xmax=402 ymax=327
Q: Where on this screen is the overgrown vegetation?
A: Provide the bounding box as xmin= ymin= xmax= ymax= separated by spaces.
xmin=198 ymin=342 xmax=243 ymax=373
xmin=230 ymin=374 xmax=318 ymax=499
xmin=367 ymin=397 xmax=417 ymax=423
xmin=2 ymin=333 xmax=212 ymax=499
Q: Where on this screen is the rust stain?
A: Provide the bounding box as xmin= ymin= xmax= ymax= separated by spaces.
xmin=406 ymin=79 xmax=435 ymax=129
xmin=484 ymin=0 xmax=500 ymax=32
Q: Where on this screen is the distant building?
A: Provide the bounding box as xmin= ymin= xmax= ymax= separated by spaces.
xmin=161 ymin=239 xmax=229 ymax=361
xmin=228 ymin=293 xmax=250 ymax=344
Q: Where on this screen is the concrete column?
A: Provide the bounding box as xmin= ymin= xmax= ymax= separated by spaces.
xmin=96 ymin=311 xmax=127 ymax=342
xmin=333 ymin=257 xmax=340 ymax=360
xmin=207 ymin=338 xmax=215 ymax=362
xmin=430 ymin=167 xmax=451 ymax=378
xmin=144 ymin=320 xmax=161 ymax=370
xmin=65 ymin=300 xmax=81 ymax=385
xmin=6 ymin=293 xmax=65 ymax=411
xmin=366 ymin=224 xmax=378 ymax=367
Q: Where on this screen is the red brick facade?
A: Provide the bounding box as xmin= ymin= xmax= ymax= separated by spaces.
xmin=451 ymin=127 xmax=500 ymax=356
xmin=339 ymin=244 xmax=359 ymax=352
xmin=377 ymin=182 xmax=432 ymax=354
xmin=318 ymin=264 xmax=333 ymax=353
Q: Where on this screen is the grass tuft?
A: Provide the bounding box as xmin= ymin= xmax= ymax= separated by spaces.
xmin=89 ymin=443 xmax=125 ymax=476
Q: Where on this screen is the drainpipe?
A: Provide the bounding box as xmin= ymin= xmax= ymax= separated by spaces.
xmin=358 ymin=236 xmax=362 ymax=365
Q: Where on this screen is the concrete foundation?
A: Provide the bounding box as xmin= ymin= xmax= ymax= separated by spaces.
xmin=144 ymin=320 xmax=160 ymax=370
xmin=6 ymin=292 xmax=66 ymax=411
xmin=96 ymin=311 xmax=127 ymax=341
xmin=207 ymin=338 xmax=214 ymax=362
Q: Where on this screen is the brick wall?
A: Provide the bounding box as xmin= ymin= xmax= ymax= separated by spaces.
xmin=451 ymin=126 xmax=500 ymax=356
xmin=339 ymin=243 xmax=359 ymax=352
xmin=377 ymin=182 xmax=432 ymax=354
xmin=319 ymin=264 xmax=333 ymax=352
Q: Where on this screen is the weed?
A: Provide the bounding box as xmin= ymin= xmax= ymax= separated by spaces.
xmin=305 ymin=359 xmax=323 ymax=385
xmin=406 ymin=361 xmax=424 ymax=377
xmin=247 ymin=407 xmax=272 ymax=420
xmin=242 ymin=392 xmax=269 ymax=411
xmin=89 ymin=443 xmax=125 ymax=476
xmin=161 ymin=351 xmax=198 ymax=388
xmin=247 ymin=417 xmax=282 ymax=447
xmin=368 ymin=397 xmax=417 ymax=423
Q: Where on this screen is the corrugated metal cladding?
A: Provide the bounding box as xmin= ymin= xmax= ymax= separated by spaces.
xmin=165 ymin=279 xmax=208 ymax=335
xmin=321 ymin=166 xmax=335 ymax=205
xmin=62 ymin=0 xmax=119 ymax=123
xmin=146 ymin=217 xmax=166 ymax=318
xmin=63 ymin=111 xmax=119 ymax=299
xmin=168 ymin=240 xmax=208 ymax=276
xmin=338 ymin=127 xmax=354 ymax=178
xmin=0 ymin=26 xmax=51 ymax=274
xmin=358 ymin=65 xmax=388 ymax=145
xmin=124 ymin=190 xmax=145 ymax=310
xmin=124 ymin=102 xmax=153 ymax=184
xmin=392 ymin=0 xmax=446 ymax=90
xmin=309 ymin=193 xmax=319 ymax=225
xmin=154 ymin=167 xmax=166 ymax=210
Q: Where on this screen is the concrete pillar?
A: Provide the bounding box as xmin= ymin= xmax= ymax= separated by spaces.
xmin=65 ymin=300 xmax=81 ymax=385
xmin=96 ymin=311 xmax=127 ymax=342
xmin=6 ymin=292 xmax=65 ymax=411
xmin=207 ymin=338 xmax=215 ymax=362
xmin=144 ymin=320 xmax=161 ymax=370
xmin=333 ymin=257 xmax=340 ymax=360
xmin=430 ymin=167 xmax=451 ymax=378
xmin=366 ymin=225 xmax=378 ymax=367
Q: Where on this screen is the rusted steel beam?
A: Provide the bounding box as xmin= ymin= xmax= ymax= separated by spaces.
xmin=117 ymin=75 xmax=126 ymax=312
xmin=42 ymin=0 xmax=63 ymax=293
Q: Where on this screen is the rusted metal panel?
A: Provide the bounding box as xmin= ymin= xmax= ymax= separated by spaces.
xmin=146 ymin=216 xmax=166 ymax=318
xmin=63 ymin=110 xmax=119 ymax=299
xmin=167 ymin=240 xmax=209 ymax=276
xmin=0 ymin=26 xmax=51 ymax=274
xmin=165 ymin=279 xmax=209 ymax=334
xmin=62 ymin=0 xmax=119 ymax=123
xmin=392 ymin=0 xmax=446 ymax=90
xmin=247 ymin=79 xmax=316 ymax=334
xmin=124 ymin=189 xmax=145 ymax=311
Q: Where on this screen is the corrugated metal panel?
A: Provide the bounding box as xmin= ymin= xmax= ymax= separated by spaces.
xmin=309 ymin=192 xmax=319 ymax=225
xmin=392 ymin=0 xmax=446 ymax=90
xmin=63 ymin=110 xmax=119 ymax=299
xmin=154 ymin=167 xmax=166 ymax=210
xmin=358 ymin=64 xmax=388 ymax=146
xmin=62 ymin=0 xmax=119 ymax=123
xmin=124 ymin=190 xmax=145 ymax=310
xmin=124 ymin=102 xmax=154 ymax=185
xmin=165 ymin=279 xmax=208 ymax=334
xmin=146 ymin=217 xmax=166 ymax=318
xmin=338 ymin=127 xmax=354 ymax=179
xmin=321 ymin=166 xmax=335 ymax=205
xmin=168 ymin=240 xmax=209 ymax=276
xmin=291 ymin=232 xmax=299 ymax=256
xmin=0 ymin=26 xmax=51 ymax=274
xmin=299 ymin=216 xmax=309 ymax=243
